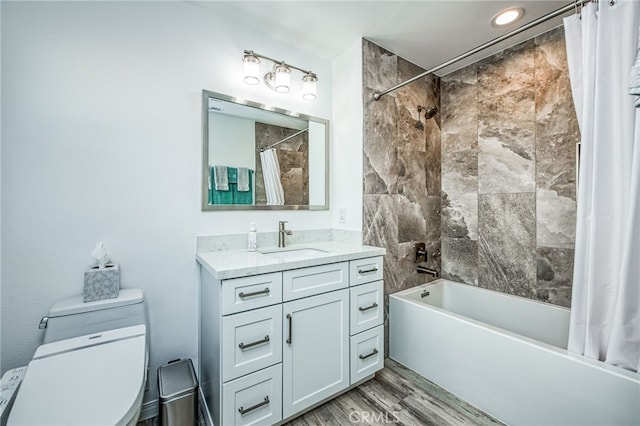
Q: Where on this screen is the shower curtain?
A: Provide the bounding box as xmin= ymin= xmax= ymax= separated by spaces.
xmin=564 ymin=0 xmax=640 ymax=372
xmin=260 ymin=148 xmax=285 ymax=205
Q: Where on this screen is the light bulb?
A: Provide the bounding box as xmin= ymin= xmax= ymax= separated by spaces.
xmin=491 ymin=7 xmax=524 ymax=27
xmin=302 ymin=74 xmax=317 ymax=100
xmin=243 ymin=53 xmax=260 ymax=85
xmin=274 ymin=64 xmax=291 ymax=93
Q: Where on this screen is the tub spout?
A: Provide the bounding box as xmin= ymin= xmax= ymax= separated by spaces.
xmin=417 ymin=266 xmax=439 ymax=277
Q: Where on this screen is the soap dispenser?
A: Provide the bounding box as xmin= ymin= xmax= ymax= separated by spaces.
xmin=248 ymin=222 xmax=257 ymax=252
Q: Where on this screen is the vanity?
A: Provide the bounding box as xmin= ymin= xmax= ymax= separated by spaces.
xmin=196 ymin=241 xmax=385 ymax=425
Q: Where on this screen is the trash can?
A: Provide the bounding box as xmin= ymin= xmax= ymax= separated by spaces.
xmin=158 ymin=359 xmax=198 ymax=426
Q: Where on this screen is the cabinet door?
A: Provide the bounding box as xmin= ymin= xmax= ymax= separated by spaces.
xmin=282 ymin=289 xmax=349 ymax=419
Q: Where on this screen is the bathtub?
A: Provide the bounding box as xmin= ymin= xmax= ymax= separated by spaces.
xmin=389 ymin=279 xmax=640 ymax=426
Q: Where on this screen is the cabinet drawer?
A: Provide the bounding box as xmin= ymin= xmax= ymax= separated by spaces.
xmin=283 ymin=262 xmax=348 ymax=301
xmin=349 ymin=257 xmax=384 ymax=286
xmin=222 ymin=305 xmax=282 ymax=382
xmin=350 ymin=325 xmax=384 ymax=385
xmin=221 ymin=272 xmax=283 ymax=315
xmin=222 ymin=363 xmax=282 ymax=426
xmin=350 ymin=280 xmax=384 ymax=335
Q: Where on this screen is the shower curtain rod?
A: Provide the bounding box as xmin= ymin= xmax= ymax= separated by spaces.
xmin=263 ymin=128 xmax=309 ymax=151
xmin=372 ymin=0 xmax=593 ymax=101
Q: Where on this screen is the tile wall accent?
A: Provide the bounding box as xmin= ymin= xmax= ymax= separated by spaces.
xmin=362 ymin=39 xmax=442 ymax=353
xmin=440 ymin=28 xmax=579 ymax=307
xmin=255 ymin=122 xmax=309 ymax=205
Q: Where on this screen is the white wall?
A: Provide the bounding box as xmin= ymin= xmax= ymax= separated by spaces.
xmin=331 ymin=39 xmax=364 ymax=233
xmin=208 ymin=114 xmax=256 ymax=169
xmin=0 ymin=1 xmax=338 ymax=405
xmin=0 ymin=0 xmax=3 ymax=372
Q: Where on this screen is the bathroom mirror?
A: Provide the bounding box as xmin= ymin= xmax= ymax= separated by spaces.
xmin=202 ymin=90 xmax=329 ymax=211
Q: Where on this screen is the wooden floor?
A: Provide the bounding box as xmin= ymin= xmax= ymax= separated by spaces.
xmin=139 ymin=359 xmax=502 ymax=426
xmin=284 ymin=359 xmax=502 ymax=426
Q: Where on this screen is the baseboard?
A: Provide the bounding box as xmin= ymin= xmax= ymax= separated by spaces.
xmin=138 ymin=400 xmax=159 ymax=422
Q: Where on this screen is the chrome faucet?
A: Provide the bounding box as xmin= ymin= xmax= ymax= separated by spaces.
xmin=417 ymin=266 xmax=439 ymax=277
xmin=278 ymin=221 xmax=293 ymax=248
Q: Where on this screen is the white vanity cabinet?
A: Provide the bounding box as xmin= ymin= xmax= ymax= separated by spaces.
xmin=198 ymin=252 xmax=384 ymax=426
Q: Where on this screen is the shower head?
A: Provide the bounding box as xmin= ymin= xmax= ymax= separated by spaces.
xmin=418 ymin=105 xmax=438 ymax=120
xmin=415 ymin=105 xmax=437 ymax=130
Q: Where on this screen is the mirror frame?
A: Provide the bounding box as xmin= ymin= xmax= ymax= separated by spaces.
xmin=202 ymin=90 xmax=330 ymax=211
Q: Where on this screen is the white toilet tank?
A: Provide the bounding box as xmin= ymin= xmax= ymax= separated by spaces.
xmin=42 ymin=289 xmax=147 ymax=343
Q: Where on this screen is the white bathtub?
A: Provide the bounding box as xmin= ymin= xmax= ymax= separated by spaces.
xmin=389 ymin=279 xmax=640 ymax=426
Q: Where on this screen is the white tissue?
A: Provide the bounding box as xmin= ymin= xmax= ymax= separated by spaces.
xmin=91 ymin=242 xmax=111 ymax=269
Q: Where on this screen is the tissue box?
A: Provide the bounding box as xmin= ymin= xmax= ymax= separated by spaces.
xmin=84 ymin=264 xmax=120 ymax=302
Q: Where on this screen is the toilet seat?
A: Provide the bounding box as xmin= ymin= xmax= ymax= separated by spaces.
xmin=8 ymin=325 xmax=147 ymax=426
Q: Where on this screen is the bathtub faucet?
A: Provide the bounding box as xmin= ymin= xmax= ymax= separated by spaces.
xmin=417 ymin=266 xmax=439 ymax=277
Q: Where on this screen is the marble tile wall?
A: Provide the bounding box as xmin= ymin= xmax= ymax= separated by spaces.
xmin=440 ymin=28 xmax=579 ymax=307
xmin=361 ymin=39 xmax=442 ymax=353
xmin=255 ymin=122 xmax=309 ymax=205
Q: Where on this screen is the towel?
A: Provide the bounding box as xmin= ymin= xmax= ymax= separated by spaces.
xmin=630 ymin=24 xmax=640 ymax=107
xmin=237 ymin=167 xmax=250 ymax=192
xmin=211 ymin=187 xmax=234 ymax=205
xmin=209 ymin=166 xmax=233 ymax=205
xmin=213 ymin=165 xmax=228 ymax=191
xmin=234 ymin=170 xmax=253 ymax=204
xmin=208 ymin=166 xmax=214 ymax=203
xmin=227 ymin=167 xmax=237 ymax=184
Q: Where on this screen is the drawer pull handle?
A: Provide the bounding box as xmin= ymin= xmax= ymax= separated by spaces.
xmin=358 ymin=267 xmax=378 ymax=275
xmin=239 ymin=287 xmax=270 ymax=299
xmin=238 ymin=335 xmax=270 ymax=350
xmin=359 ymin=302 xmax=379 ymax=312
xmin=238 ymin=396 xmax=270 ymax=415
xmin=286 ymin=314 xmax=292 ymax=344
xmin=359 ymin=348 xmax=379 ymax=360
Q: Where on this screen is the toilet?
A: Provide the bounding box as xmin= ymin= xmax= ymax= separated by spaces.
xmin=7 ymin=289 xmax=149 ymax=426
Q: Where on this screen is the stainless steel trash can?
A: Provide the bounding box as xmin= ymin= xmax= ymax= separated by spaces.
xmin=158 ymin=359 xmax=198 ymax=426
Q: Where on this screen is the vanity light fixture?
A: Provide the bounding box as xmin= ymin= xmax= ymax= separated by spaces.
xmin=243 ymin=50 xmax=318 ymax=100
xmin=491 ymin=7 xmax=525 ymax=27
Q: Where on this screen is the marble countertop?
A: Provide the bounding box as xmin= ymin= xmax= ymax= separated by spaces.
xmin=196 ymin=241 xmax=386 ymax=280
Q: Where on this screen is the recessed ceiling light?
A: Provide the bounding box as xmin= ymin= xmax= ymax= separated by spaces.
xmin=491 ymin=7 xmax=525 ymax=27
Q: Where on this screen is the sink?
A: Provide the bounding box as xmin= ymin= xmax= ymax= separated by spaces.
xmin=261 ymin=247 xmax=328 ymax=260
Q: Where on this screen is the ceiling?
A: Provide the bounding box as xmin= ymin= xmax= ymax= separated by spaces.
xmin=194 ymin=1 xmax=575 ymax=76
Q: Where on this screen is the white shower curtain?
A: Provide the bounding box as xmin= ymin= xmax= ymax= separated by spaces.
xmin=260 ymin=148 xmax=285 ymax=205
xmin=564 ymin=0 xmax=640 ymax=372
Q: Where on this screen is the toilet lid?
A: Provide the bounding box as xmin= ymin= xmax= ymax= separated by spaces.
xmin=8 ymin=325 xmax=147 ymax=426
